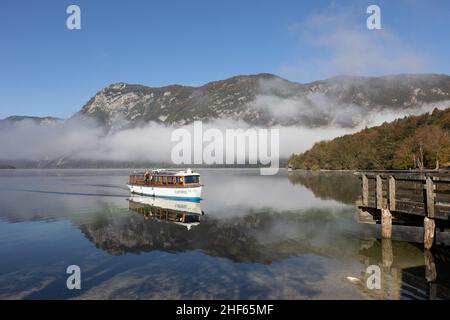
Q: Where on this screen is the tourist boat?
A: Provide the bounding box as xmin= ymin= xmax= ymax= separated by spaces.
xmin=127 ymin=169 xmax=202 ymax=202
xmin=128 ymin=195 xmax=203 ymax=230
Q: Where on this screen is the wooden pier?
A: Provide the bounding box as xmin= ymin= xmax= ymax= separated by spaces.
xmin=356 ymin=171 xmax=450 ymax=249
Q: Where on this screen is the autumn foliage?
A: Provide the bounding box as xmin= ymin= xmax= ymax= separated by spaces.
xmin=288 ymin=108 xmax=450 ymax=170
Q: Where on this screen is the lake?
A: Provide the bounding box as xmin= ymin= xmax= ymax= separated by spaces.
xmin=0 ymin=169 xmax=449 ymax=299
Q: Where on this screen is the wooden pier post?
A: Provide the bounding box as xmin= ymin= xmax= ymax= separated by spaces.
xmin=388 ymin=176 xmax=396 ymax=211
xmin=381 ymin=208 xmax=392 ymax=239
xmin=376 ymin=175 xmax=383 ymax=209
xmin=426 ymin=177 xmax=435 ymax=218
xmin=362 ymin=174 xmax=369 ymax=206
xmin=424 ymin=217 xmax=435 ymax=250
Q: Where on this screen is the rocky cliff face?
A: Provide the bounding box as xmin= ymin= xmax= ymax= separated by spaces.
xmin=74 ymin=73 xmax=290 ymax=130
xmin=3 ymin=73 xmax=450 ymax=131
xmin=74 ymin=73 xmax=450 ymax=130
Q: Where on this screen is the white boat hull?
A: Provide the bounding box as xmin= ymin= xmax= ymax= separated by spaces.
xmin=128 ymin=195 xmax=203 ymax=215
xmin=127 ymin=184 xmax=202 ymax=202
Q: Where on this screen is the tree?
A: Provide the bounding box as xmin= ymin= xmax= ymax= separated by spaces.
xmin=393 ymin=125 xmax=450 ymax=170
xmin=289 ymin=107 xmax=450 ymax=171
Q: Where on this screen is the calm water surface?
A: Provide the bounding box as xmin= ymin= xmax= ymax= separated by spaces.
xmin=0 ymin=169 xmax=449 ymax=299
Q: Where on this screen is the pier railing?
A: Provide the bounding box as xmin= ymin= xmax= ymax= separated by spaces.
xmin=356 ymin=171 xmax=450 ymax=221
xmin=355 ymin=170 xmax=450 ymax=249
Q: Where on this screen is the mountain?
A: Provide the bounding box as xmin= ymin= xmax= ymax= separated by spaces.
xmin=73 ymin=73 xmax=298 ymax=130
xmin=3 ymin=74 xmax=450 ymax=131
xmin=2 ymin=73 xmax=450 ymax=168
xmin=306 ymin=74 xmax=450 ymax=107
xmin=0 ymin=116 xmax=61 ymax=127
xmin=288 ymin=107 xmax=450 ymax=170
xmin=74 ymin=73 xmax=450 ymax=130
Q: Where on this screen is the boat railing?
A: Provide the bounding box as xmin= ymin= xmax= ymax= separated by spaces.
xmin=129 ymin=175 xmax=146 ymax=185
xmin=128 ymin=174 xmax=201 ymax=187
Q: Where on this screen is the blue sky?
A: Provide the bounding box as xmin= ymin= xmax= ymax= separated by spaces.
xmin=1 ymin=0 xmax=449 ymax=119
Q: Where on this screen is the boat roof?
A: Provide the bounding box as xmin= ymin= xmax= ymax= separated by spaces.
xmin=131 ymin=169 xmax=200 ymax=176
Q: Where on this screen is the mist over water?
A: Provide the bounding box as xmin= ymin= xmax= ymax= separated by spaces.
xmin=1 ymin=100 xmax=449 ymax=164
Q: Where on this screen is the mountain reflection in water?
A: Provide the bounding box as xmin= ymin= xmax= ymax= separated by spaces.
xmin=0 ymin=169 xmax=449 ymax=299
xmin=81 ymin=202 xmax=357 ymax=262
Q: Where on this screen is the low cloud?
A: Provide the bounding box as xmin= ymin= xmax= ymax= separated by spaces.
xmin=1 ymin=99 xmax=449 ymax=165
xmin=249 ymin=93 xmax=364 ymax=128
xmin=250 ymin=92 xmax=450 ymax=130
xmin=0 ymin=119 xmax=173 ymax=162
xmin=0 ymin=117 xmax=350 ymax=162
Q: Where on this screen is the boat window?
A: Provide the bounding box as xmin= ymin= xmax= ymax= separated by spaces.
xmin=167 ymin=176 xmax=173 ymax=184
xmin=162 ymin=176 xmax=167 ymax=184
xmin=184 ymin=214 xmax=200 ymax=222
xmin=184 ymin=175 xmax=199 ymax=184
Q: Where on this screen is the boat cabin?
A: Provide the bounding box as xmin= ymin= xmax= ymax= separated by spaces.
xmin=128 ymin=169 xmax=200 ymax=187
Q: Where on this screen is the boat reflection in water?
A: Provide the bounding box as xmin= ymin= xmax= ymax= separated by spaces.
xmin=128 ymin=195 xmax=204 ymax=230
